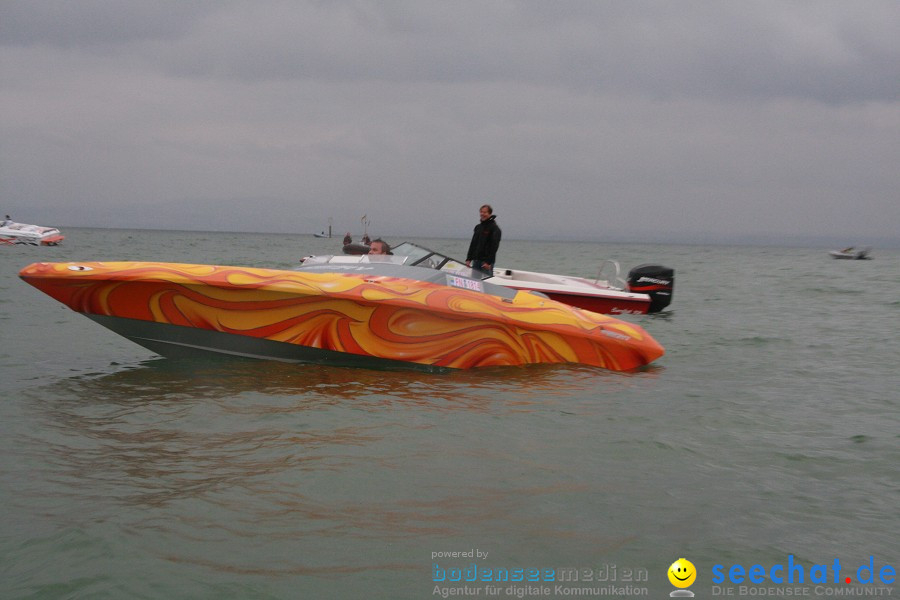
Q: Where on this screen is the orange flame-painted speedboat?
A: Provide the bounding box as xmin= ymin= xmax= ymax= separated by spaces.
xmin=20 ymin=257 xmax=664 ymax=372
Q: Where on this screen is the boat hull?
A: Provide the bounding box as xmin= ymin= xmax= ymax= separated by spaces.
xmin=488 ymin=281 xmax=652 ymax=315
xmin=0 ymin=221 xmax=65 ymax=246
xmin=342 ymin=243 xmax=370 ymax=255
xmin=20 ymin=261 xmax=664 ymax=371
xmin=0 ymin=232 xmax=65 ymax=245
xmin=84 ymin=314 xmax=421 ymax=370
xmin=829 ymin=250 xmax=871 ymax=260
xmin=39 ymin=234 xmax=65 ymax=246
xmin=488 ymin=268 xmax=663 ymax=315
xmin=0 ymin=236 xmax=64 ymax=246
xmin=487 ymin=264 xmax=673 ymax=315
xmin=539 ymin=290 xmax=650 ymax=315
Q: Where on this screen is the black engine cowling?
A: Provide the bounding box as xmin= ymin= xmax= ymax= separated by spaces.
xmin=626 ymin=265 xmax=674 ymax=313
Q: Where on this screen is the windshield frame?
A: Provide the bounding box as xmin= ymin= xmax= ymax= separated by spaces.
xmin=390 ymin=242 xmax=487 ymax=280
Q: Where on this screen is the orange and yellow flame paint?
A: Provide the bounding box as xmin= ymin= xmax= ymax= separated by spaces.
xmin=20 ymin=262 xmax=664 ymax=370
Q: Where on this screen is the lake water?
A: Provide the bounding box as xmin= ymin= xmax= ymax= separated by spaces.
xmin=1 ymin=229 xmax=897 ymax=599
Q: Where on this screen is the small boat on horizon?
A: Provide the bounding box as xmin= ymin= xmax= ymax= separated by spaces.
xmin=829 ymin=247 xmax=872 ymax=260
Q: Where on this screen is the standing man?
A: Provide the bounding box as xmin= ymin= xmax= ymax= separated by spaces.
xmin=465 ymin=204 xmax=501 ymax=276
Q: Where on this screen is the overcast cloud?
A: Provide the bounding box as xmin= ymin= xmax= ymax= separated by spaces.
xmin=2 ymin=1 xmax=898 ymax=244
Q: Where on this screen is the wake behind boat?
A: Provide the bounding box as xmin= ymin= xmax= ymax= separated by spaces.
xmin=19 ymin=258 xmax=664 ymax=372
xmin=0 ymin=219 xmax=65 ymax=246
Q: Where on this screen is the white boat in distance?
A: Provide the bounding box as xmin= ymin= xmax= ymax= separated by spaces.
xmin=0 ymin=219 xmax=65 ymax=246
xmin=301 ymin=242 xmax=674 ymax=315
xmin=829 ymin=247 xmax=871 ymax=260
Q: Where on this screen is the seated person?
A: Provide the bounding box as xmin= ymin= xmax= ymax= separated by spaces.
xmin=368 ymin=239 xmax=391 ymax=255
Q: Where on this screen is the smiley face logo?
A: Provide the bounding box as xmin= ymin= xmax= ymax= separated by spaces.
xmin=668 ymin=558 xmax=696 ymax=588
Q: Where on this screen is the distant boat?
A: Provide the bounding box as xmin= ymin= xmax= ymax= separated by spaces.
xmin=314 ymin=218 xmax=334 ymax=238
xmin=0 ymin=219 xmax=65 ymax=246
xmin=829 ymin=247 xmax=872 ymax=260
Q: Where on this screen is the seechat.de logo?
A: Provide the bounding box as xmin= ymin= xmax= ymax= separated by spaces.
xmin=711 ymin=555 xmax=896 ymax=586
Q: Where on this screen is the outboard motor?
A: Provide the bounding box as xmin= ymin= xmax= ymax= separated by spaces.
xmin=626 ymin=265 xmax=674 ymax=313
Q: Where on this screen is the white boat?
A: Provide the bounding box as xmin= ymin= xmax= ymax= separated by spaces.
xmin=490 ymin=260 xmax=674 ymax=315
xmin=829 ymin=247 xmax=871 ymax=260
xmin=301 ymin=242 xmax=674 ymax=315
xmin=0 ymin=219 xmax=65 ymax=246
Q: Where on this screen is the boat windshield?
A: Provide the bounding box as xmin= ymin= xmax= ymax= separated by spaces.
xmin=390 ymin=242 xmax=484 ymax=279
xmin=297 ymin=242 xmax=488 ymax=280
xmin=299 ymin=254 xmax=409 ymax=267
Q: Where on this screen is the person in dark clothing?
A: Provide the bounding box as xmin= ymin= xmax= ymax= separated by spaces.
xmin=465 ymin=204 xmax=501 ymax=276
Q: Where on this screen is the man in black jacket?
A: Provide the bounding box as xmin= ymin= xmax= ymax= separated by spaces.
xmin=465 ymin=204 xmax=501 ymax=276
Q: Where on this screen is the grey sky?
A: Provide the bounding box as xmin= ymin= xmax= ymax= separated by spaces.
xmin=2 ymin=1 xmax=898 ymax=244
